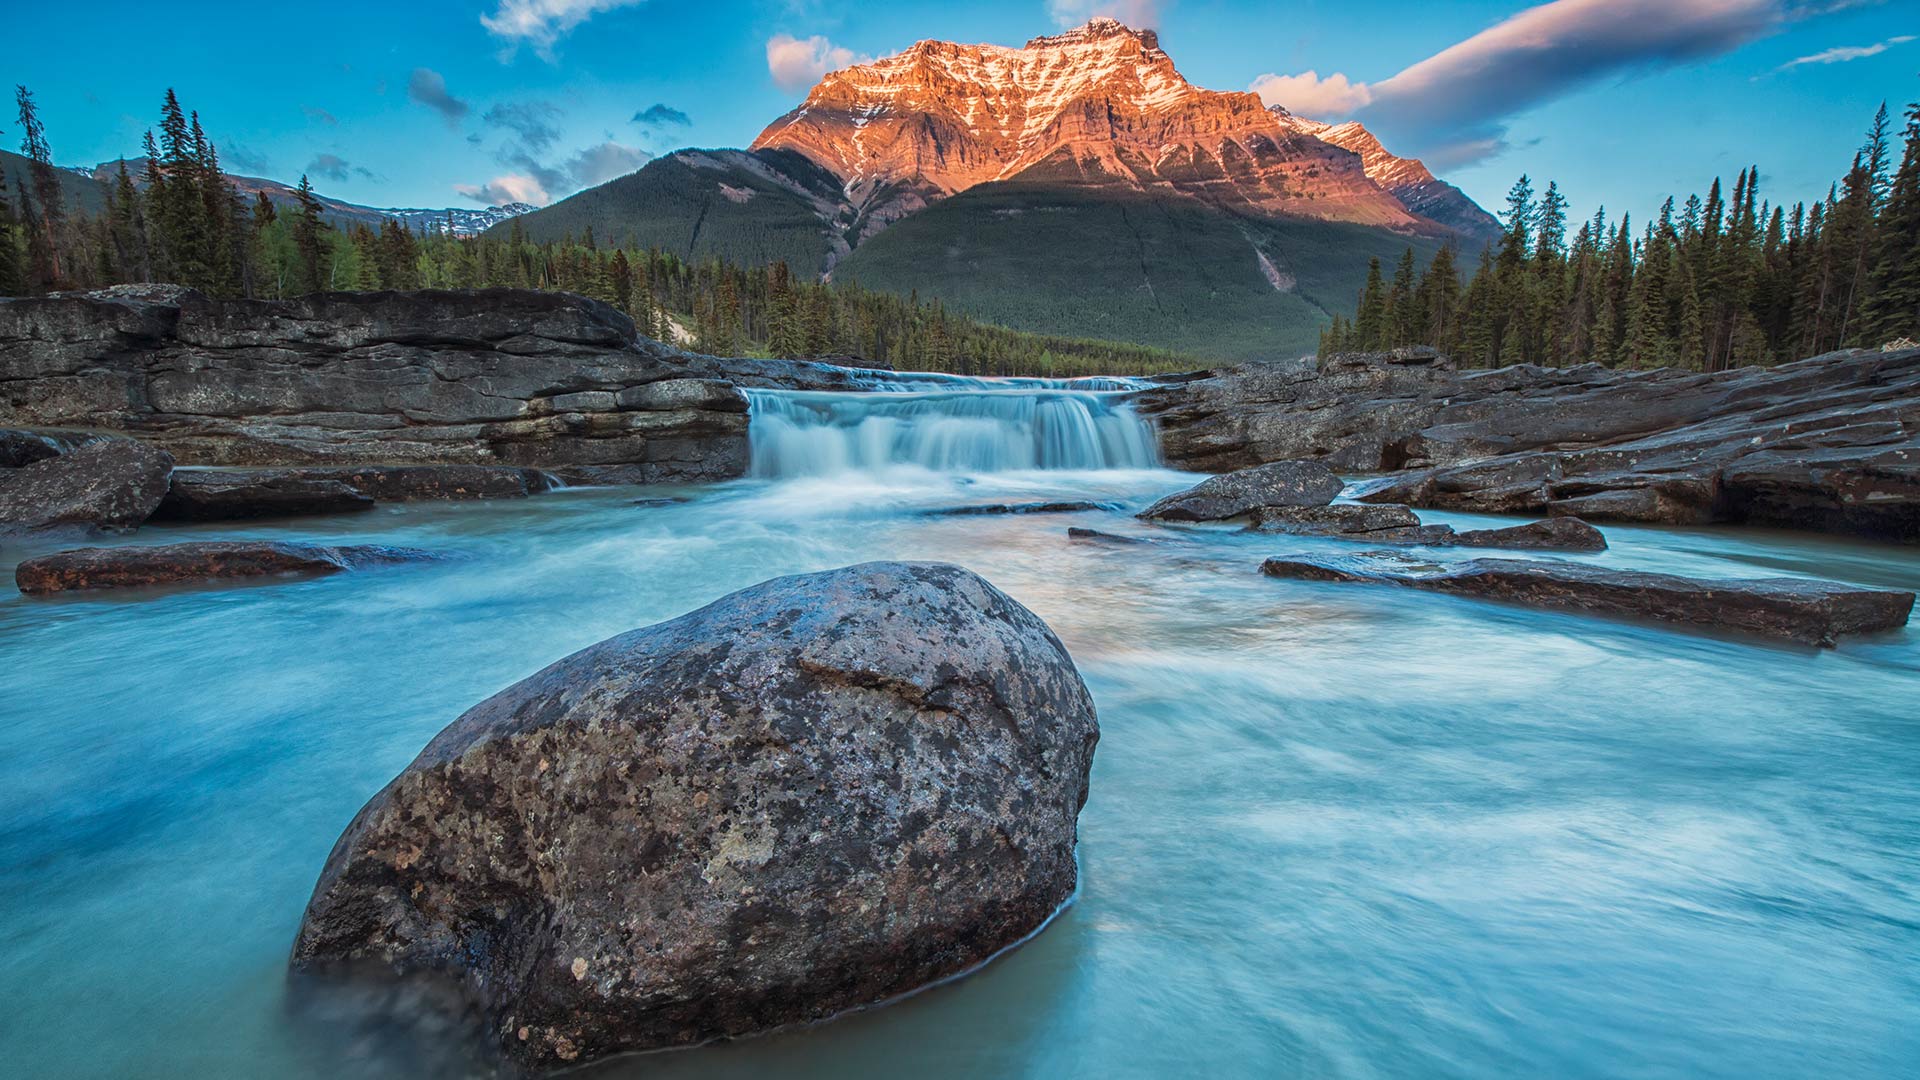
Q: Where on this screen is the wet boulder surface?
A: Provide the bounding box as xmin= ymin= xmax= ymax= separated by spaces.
xmin=14 ymin=541 xmax=437 ymax=594
xmin=290 ymin=561 xmax=1099 ymax=1070
xmin=1138 ymin=460 xmax=1343 ymax=522
xmin=0 ymin=437 xmax=174 ymax=534
xmin=1260 ymin=552 xmax=1914 ymax=646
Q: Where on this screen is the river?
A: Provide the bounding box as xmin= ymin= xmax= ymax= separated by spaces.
xmin=2 ymin=378 xmax=1917 ymax=1077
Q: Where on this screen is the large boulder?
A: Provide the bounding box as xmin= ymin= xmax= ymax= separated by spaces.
xmin=291 ymin=561 xmax=1099 ymax=1069
xmin=1260 ymin=552 xmax=1914 ymax=646
xmin=1139 ymin=460 xmax=1343 ymax=522
xmin=15 ymin=541 xmax=436 ymax=594
xmin=0 ymin=438 xmax=173 ymax=534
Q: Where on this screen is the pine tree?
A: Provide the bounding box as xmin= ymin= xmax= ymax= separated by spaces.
xmin=1387 ymin=247 xmax=1418 ymax=346
xmin=15 ymin=85 xmax=65 ymax=288
xmin=1353 ymin=257 xmax=1388 ymax=349
xmin=291 ymin=174 xmax=329 ymax=294
xmin=1862 ymin=100 xmax=1920 ymax=343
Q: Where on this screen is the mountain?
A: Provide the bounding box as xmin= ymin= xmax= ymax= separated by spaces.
xmin=81 ymin=160 xmax=535 ymax=236
xmin=1267 ymin=108 xmax=1500 ymax=241
xmin=2 ymin=149 xmax=530 ymax=237
xmin=501 ymin=18 xmax=1498 ymax=360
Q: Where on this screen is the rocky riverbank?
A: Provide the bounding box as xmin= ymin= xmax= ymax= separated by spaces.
xmin=0 ymin=285 xmax=898 ymax=487
xmin=1134 ymin=345 xmax=1920 ymax=543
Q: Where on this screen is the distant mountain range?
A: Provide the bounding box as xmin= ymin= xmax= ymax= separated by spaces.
xmin=1 ymin=149 xmax=532 ymax=237
xmin=502 ymin=18 xmax=1500 ymax=360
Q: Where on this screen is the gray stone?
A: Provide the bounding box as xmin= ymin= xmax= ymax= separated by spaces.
xmin=615 ymin=378 xmax=749 ymax=413
xmin=0 ymin=438 xmax=173 ymax=534
xmin=156 ymin=470 xmax=375 ymax=521
xmin=291 ymin=562 xmax=1099 ymax=1070
xmin=1139 ymin=460 xmax=1343 ymax=522
xmin=1260 ymin=552 xmax=1914 ymax=646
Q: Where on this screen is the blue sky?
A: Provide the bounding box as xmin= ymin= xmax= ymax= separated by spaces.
xmin=9 ymin=0 xmax=1915 ymax=227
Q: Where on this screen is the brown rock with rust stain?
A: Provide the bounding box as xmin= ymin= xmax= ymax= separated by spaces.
xmin=1259 ymin=552 xmax=1913 ymax=646
xmin=290 ymin=561 xmax=1099 ymax=1070
xmin=15 ymin=541 xmax=436 ymax=594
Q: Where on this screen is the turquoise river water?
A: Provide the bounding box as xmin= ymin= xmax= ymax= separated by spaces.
xmin=2 ymin=380 xmax=1917 ymax=1078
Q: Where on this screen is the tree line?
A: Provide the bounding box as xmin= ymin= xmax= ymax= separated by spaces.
xmin=1323 ymin=100 xmax=1920 ymax=368
xmin=0 ymin=86 xmax=1193 ymax=378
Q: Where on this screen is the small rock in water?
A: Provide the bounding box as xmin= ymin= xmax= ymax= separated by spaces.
xmin=1259 ymin=552 xmax=1913 ymax=646
xmin=1453 ymin=517 xmax=1608 ymax=552
xmin=1139 ymin=460 xmax=1342 ymax=522
xmin=928 ymin=500 xmax=1121 ymax=517
xmin=1067 ymin=527 xmax=1154 ymax=545
xmin=15 ymin=541 xmax=437 ymax=595
xmin=1244 ymin=503 xmax=1422 ymax=535
xmin=290 ymin=561 xmax=1098 ymax=1070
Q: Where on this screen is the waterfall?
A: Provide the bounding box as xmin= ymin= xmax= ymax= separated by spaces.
xmin=744 ymin=377 xmax=1160 ymax=478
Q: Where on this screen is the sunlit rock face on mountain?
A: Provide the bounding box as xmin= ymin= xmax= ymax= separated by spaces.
xmin=751 ymin=17 xmax=1442 ymax=234
xmin=1268 ymin=107 xmax=1500 ymax=240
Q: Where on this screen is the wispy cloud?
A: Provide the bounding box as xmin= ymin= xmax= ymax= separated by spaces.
xmin=483 ymin=100 xmax=563 ymax=153
xmin=469 ymin=139 xmax=650 ymax=207
xmin=1249 ymin=0 xmax=1863 ymax=169
xmin=305 ymin=153 xmax=378 ymax=184
xmin=225 ymin=144 xmax=272 ymax=175
xmin=1777 ymin=34 xmax=1914 ymax=71
xmin=1045 ymin=0 xmax=1166 ymax=29
xmin=482 ymin=0 xmax=646 ymax=57
xmin=633 ymin=103 xmax=691 ymax=127
xmin=302 ymin=106 xmax=339 ymax=127
xmin=766 ymin=33 xmax=870 ymax=92
xmin=407 ymin=68 xmax=470 ymax=127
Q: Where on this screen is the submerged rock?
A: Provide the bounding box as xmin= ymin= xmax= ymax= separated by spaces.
xmin=290 ymin=561 xmax=1099 ymax=1070
xmin=15 ymin=541 xmax=435 ymax=594
xmin=0 ymin=438 xmax=173 ymax=534
xmin=928 ymin=500 xmax=1122 ymax=517
xmin=1067 ymin=527 xmax=1154 ymax=545
xmin=1139 ymin=460 xmax=1342 ymax=522
xmin=1259 ymin=552 xmax=1913 ymax=646
xmin=156 ymin=471 xmax=375 ymax=521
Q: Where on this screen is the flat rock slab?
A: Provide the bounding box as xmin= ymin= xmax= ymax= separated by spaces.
xmin=1067 ymin=527 xmax=1155 ymax=545
xmin=156 ymin=471 xmax=375 ymax=521
xmin=16 ymin=541 xmax=437 ymax=594
xmin=1260 ymin=553 xmax=1913 ymax=646
xmin=928 ymin=500 xmax=1122 ymax=516
xmin=1245 ymin=505 xmax=1607 ymax=551
xmin=0 ymin=438 xmax=174 ymax=534
xmin=262 ymin=465 xmax=560 ymax=501
xmin=1140 ymin=460 xmax=1343 ymax=522
xmin=291 ymin=561 xmax=1098 ymax=1070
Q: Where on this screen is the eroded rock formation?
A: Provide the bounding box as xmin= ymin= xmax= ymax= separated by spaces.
xmin=1137 ymin=346 xmax=1920 ymax=543
xmin=16 ymin=541 xmax=436 ymax=594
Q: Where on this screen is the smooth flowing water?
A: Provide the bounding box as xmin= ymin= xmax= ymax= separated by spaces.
xmin=3 ymin=380 xmax=1918 ymax=1079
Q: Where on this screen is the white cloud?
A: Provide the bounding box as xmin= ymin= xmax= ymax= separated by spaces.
xmin=1777 ymin=34 xmax=1915 ymax=71
xmin=456 ymin=173 xmax=551 ymax=206
xmin=766 ymin=33 xmax=870 ymax=93
xmin=482 ymin=0 xmax=646 ymax=56
xmin=1045 ymin=0 xmax=1166 ymax=29
xmin=1249 ymin=71 xmax=1374 ymax=117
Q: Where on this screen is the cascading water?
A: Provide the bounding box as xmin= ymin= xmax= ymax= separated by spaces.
xmin=744 ymin=376 xmax=1161 ymax=478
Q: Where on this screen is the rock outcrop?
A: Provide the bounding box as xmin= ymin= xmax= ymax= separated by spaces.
xmin=15 ymin=541 xmax=436 ymax=594
xmin=0 ymin=437 xmax=174 ymax=534
xmin=1139 ymin=460 xmax=1342 ymax=522
xmin=291 ymin=561 xmax=1099 ymax=1070
xmin=1137 ymin=346 xmax=1920 ymax=543
xmin=155 ymin=471 xmax=375 ymax=521
xmin=1260 ymin=552 xmax=1914 ymax=646
xmin=1243 ymin=504 xmax=1606 ymax=550
xmin=0 ymin=288 xmax=760 ymax=483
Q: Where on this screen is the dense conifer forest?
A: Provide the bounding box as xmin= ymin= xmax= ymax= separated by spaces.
xmin=1322 ymin=102 xmax=1920 ymax=368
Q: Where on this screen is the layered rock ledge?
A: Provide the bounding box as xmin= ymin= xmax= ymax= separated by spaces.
xmin=291 ymin=561 xmax=1098 ymax=1070
xmin=0 ymin=287 xmax=893 ymax=484
xmin=1136 ymin=346 xmax=1920 ymax=543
